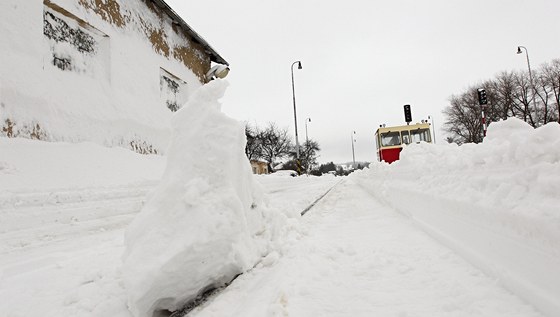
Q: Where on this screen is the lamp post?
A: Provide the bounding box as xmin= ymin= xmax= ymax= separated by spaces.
xmin=517 ymin=46 xmax=538 ymax=123
xmin=351 ymin=131 xmax=356 ymax=168
xmin=305 ymin=117 xmax=311 ymax=175
xmin=291 ymin=61 xmax=303 ymax=174
xmin=428 ymin=115 xmax=436 ymax=144
xmin=305 ymin=117 xmax=311 ymax=146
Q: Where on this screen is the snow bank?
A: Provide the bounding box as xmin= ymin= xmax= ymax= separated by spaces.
xmin=122 ymin=81 xmax=282 ymax=317
xmin=353 ymin=118 xmax=560 ymax=317
xmin=0 ymin=138 xmax=164 ymax=194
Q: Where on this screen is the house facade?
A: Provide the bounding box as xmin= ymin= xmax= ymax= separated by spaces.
xmin=250 ymin=160 xmax=269 ymax=175
xmin=0 ymin=0 xmax=228 ymax=154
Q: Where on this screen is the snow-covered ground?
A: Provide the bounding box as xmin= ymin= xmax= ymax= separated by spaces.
xmin=0 ymin=138 xmax=337 ymax=317
xmin=190 ymin=179 xmax=541 ymax=317
xmin=1 ymin=117 xmax=559 ymax=317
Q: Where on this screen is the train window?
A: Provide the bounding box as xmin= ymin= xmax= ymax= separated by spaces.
xmin=411 ymin=128 xmax=431 ymax=143
xmin=401 ymin=131 xmax=411 ymax=144
xmin=381 ymin=131 xmax=401 ymax=146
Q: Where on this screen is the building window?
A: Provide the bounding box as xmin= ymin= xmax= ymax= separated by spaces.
xmin=43 ymin=2 xmax=109 ymax=77
xmin=160 ymin=68 xmax=188 ymax=112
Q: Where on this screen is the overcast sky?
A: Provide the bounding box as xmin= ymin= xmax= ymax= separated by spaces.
xmin=167 ymin=0 xmax=560 ymax=164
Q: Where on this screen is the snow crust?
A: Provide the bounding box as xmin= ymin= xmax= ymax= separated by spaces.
xmin=122 ymin=81 xmax=285 ymax=317
xmin=354 ymin=118 xmax=560 ymax=317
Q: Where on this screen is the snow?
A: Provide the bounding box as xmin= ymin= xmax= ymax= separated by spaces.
xmin=0 ymin=134 xmax=337 ymax=317
xmin=122 ymin=80 xmax=292 ymax=317
xmin=353 ymin=118 xmax=560 ymax=317
xmin=189 ymin=179 xmax=541 ymax=317
xmin=1 ymin=85 xmax=559 ymax=317
xmin=6 ymin=1 xmax=558 ymax=316
xmin=0 ymin=0 xmax=204 ymax=152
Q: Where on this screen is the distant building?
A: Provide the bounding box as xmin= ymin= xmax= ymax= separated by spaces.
xmin=0 ymin=0 xmax=228 ymax=154
xmin=250 ymin=160 xmax=269 ymax=175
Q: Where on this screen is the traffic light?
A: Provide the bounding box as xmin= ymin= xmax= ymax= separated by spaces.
xmin=477 ymin=89 xmax=487 ymax=106
xmin=403 ymin=104 xmax=412 ymax=123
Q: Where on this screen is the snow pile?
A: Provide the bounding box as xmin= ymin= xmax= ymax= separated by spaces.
xmin=122 ymin=81 xmax=282 ymax=317
xmin=353 ymin=118 xmax=560 ymax=317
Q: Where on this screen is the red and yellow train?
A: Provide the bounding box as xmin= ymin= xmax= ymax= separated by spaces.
xmin=374 ymin=122 xmax=432 ymax=163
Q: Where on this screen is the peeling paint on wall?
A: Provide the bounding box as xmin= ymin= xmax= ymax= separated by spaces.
xmin=148 ymin=28 xmax=170 ymax=57
xmin=173 ymin=45 xmax=210 ymax=82
xmin=76 ymin=0 xmax=211 ymax=82
xmin=78 ymin=0 xmax=126 ymax=27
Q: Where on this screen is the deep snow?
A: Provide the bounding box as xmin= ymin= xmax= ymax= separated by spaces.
xmin=189 ymin=179 xmax=542 ymax=317
xmin=0 ymin=137 xmax=337 ymax=317
xmin=1 ymin=116 xmax=559 ymax=317
xmin=354 ymin=118 xmax=560 ymax=317
xmin=122 ymin=81 xmax=293 ymax=317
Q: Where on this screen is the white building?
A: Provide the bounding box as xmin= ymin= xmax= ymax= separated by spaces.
xmin=0 ymin=0 xmax=229 ymax=154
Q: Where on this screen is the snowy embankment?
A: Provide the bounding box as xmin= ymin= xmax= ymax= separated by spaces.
xmin=0 ymin=135 xmax=337 ymax=317
xmin=353 ymin=118 xmax=560 ymax=317
xmin=122 ymin=80 xmax=314 ymax=317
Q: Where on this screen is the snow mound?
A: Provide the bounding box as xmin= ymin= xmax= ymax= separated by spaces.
xmin=353 ymin=118 xmax=560 ymax=317
xmin=122 ymin=81 xmax=276 ymax=317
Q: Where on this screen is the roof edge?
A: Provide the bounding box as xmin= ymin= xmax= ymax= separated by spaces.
xmin=151 ymin=0 xmax=229 ymax=66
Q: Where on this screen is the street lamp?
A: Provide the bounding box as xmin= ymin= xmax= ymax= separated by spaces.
xmin=291 ymin=61 xmax=303 ymax=174
xmin=517 ymin=46 xmax=538 ymax=122
xmin=428 ymin=115 xmax=436 ymax=144
xmin=305 ymin=118 xmax=311 ymax=147
xmin=351 ymin=131 xmax=356 ymax=168
xmin=305 ymin=117 xmax=311 ymax=175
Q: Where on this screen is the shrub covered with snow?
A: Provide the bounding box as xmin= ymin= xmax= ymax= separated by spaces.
xmin=122 ymin=81 xmax=284 ymax=317
xmin=353 ymin=118 xmax=560 ymax=316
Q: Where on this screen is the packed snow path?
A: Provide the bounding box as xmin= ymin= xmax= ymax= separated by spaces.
xmin=189 ymin=179 xmax=542 ymax=317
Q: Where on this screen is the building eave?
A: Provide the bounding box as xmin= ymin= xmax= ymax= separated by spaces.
xmin=150 ymin=0 xmax=229 ymax=66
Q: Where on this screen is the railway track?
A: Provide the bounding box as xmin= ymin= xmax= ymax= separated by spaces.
xmin=171 ymin=179 xmax=343 ymax=317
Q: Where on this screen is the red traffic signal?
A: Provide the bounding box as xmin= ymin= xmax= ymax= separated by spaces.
xmin=477 ymin=89 xmax=488 ymax=106
xmin=404 ymin=104 xmax=412 ymax=123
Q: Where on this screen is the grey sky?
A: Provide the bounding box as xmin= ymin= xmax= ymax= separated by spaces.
xmin=167 ymin=0 xmax=560 ymax=164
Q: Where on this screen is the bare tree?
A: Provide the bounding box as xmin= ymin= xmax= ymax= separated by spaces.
xmin=245 ymin=123 xmax=263 ymax=161
xmin=512 ymin=71 xmax=536 ymax=127
xmin=489 ymin=71 xmax=518 ymax=120
xmin=297 ymin=139 xmax=320 ymax=173
xmin=540 ymin=59 xmax=560 ymax=123
xmin=443 ymin=89 xmax=484 ymax=144
xmin=259 ymin=122 xmax=293 ymax=168
xmin=443 ymin=57 xmax=560 ymax=144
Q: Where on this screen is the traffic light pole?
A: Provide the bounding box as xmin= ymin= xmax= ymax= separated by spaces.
xmin=403 ymin=104 xmax=412 ymax=125
xmin=481 ymin=106 xmax=487 ymax=138
xmin=477 ymin=89 xmax=488 ymax=140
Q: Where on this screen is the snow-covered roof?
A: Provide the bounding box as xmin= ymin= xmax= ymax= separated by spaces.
xmin=151 ymin=0 xmax=229 ymax=66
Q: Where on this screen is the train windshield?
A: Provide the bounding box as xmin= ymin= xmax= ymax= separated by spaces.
xmin=381 ymin=131 xmax=401 ymax=146
xmin=401 ymin=130 xmax=411 ymax=144
xmin=411 ymin=128 xmax=431 ymax=143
